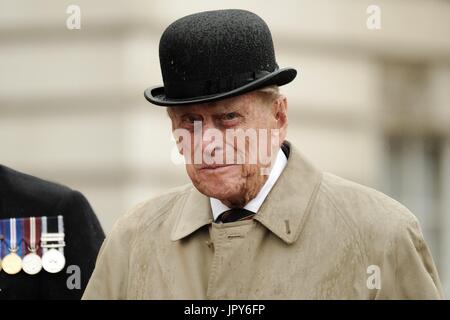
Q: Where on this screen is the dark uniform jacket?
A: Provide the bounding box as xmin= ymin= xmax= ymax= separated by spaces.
xmin=0 ymin=165 xmax=105 ymax=299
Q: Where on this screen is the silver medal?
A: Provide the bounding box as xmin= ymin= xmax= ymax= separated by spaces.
xmin=22 ymin=252 xmax=43 ymax=275
xmin=41 ymin=216 xmax=66 ymax=273
xmin=42 ymin=248 xmax=65 ymax=273
xmin=23 ymin=217 xmax=43 ymax=275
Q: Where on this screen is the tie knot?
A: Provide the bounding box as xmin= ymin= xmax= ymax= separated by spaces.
xmin=216 ymin=208 xmax=255 ymax=223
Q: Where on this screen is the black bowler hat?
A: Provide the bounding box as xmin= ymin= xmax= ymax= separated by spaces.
xmin=144 ymin=9 xmax=297 ymax=107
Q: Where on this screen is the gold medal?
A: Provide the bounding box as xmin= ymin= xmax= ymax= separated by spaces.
xmin=2 ymin=218 xmax=22 ymax=274
xmin=2 ymin=252 xmax=22 ymax=275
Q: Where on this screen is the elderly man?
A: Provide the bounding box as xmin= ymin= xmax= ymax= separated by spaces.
xmin=83 ymin=9 xmax=443 ymax=299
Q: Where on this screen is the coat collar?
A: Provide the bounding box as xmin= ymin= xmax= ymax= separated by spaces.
xmin=170 ymin=141 xmax=323 ymax=244
xmin=170 ymin=185 xmax=213 ymax=241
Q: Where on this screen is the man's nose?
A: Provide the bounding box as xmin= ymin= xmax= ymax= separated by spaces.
xmin=198 ymin=122 xmax=224 ymax=160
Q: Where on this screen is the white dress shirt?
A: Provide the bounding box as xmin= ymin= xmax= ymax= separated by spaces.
xmin=210 ymin=147 xmax=288 ymax=222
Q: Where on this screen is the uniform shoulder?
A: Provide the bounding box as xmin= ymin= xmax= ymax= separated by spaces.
xmin=319 ymin=172 xmax=419 ymax=238
xmin=0 ymin=164 xmax=78 ymax=208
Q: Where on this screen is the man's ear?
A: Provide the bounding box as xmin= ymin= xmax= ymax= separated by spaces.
xmin=170 ymin=114 xmax=187 ymax=157
xmin=176 ymin=135 xmax=185 ymax=156
xmin=271 ymin=96 xmax=288 ymax=147
xmin=273 ymin=96 xmax=288 ymax=128
xmin=171 ymin=130 xmax=186 ymax=156
xmin=168 ymin=115 xmax=180 ymax=155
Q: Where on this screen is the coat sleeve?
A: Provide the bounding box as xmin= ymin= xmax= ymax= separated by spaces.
xmin=375 ymin=215 xmax=444 ymax=299
xmin=82 ymin=211 xmax=137 ymax=300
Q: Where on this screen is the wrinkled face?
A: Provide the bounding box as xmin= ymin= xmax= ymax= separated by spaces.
xmin=168 ymin=91 xmax=288 ymax=207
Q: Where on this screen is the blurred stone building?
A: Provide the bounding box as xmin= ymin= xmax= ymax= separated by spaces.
xmin=1 ymin=0 xmax=449 ymax=295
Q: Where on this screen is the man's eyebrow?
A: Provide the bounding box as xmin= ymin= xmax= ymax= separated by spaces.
xmin=211 ymin=107 xmax=242 ymax=117
xmin=179 ymin=112 xmax=201 ymax=118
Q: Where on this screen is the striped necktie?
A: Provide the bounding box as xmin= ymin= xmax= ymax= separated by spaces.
xmin=215 ymin=208 xmax=255 ymax=223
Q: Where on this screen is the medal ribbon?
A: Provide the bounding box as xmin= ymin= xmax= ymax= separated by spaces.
xmin=24 ymin=217 xmax=41 ymax=254
xmin=36 ymin=217 xmax=42 ymax=256
xmin=9 ymin=218 xmax=18 ymax=254
xmin=0 ymin=220 xmax=4 ymax=259
xmin=41 ymin=216 xmax=65 ymax=254
xmin=2 ymin=219 xmax=10 ymax=255
xmin=58 ymin=215 xmax=65 ymax=255
xmin=17 ymin=218 xmax=24 ymax=257
xmin=41 ymin=216 xmax=48 ymax=254
xmin=30 ymin=218 xmax=36 ymax=250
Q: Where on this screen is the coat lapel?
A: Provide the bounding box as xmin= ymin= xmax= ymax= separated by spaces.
xmin=170 ymin=185 xmax=213 ymax=241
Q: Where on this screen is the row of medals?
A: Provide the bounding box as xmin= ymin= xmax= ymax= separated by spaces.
xmin=0 ymin=246 xmax=66 ymax=275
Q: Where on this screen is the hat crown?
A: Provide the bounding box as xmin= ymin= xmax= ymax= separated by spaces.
xmin=158 ymin=9 xmax=278 ymax=98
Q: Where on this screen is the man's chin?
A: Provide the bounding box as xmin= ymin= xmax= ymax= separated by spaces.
xmin=204 ymin=191 xmax=237 ymax=201
xmin=194 ymin=179 xmax=242 ymax=200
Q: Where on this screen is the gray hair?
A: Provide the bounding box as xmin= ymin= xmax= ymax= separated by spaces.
xmin=255 ymin=85 xmax=281 ymax=105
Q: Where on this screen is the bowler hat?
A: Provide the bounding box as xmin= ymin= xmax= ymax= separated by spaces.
xmin=144 ymin=9 xmax=297 ymax=106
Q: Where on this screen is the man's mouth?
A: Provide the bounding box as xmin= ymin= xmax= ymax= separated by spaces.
xmin=198 ymin=164 xmax=236 ymax=171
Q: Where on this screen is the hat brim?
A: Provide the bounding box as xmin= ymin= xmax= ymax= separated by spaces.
xmin=144 ymin=67 xmax=297 ymax=107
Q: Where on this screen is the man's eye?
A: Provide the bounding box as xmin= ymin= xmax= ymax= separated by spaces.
xmin=223 ymin=113 xmax=238 ymax=120
xmin=183 ymin=116 xmax=201 ymax=123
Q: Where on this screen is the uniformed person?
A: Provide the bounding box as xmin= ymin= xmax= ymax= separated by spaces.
xmin=83 ymin=9 xmax=443 ymax=299
xmin=0 ymin=165 xmax=105 ymax=299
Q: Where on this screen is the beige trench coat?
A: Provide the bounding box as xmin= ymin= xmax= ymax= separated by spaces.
xmin=83 ymin=142 xmax=443 ymax=299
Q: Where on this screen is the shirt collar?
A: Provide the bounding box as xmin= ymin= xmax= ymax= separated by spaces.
xmin=209 ymin=148 xmax=288 ymax=221
xmin=170 ymin=141 xmax=323 ymax=244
